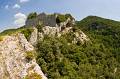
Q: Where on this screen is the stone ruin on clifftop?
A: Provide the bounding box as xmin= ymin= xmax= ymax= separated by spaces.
xmin=25 ymin=13 xmax=75 ymax=27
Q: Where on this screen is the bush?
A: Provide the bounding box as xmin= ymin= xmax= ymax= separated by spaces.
xmin=24 ymin=72 xmax=42 ymax=79
xmin=36 ymin=24 xmax=43 ymax=32
xmin=0 ymin=36 xmax=3 ymax=41
xmin=25 ymin=51 xmax=36 ymax=62
xmin=27 ymin=12 xmax=37 ymax=20
xmin=65 ymin=14 xmax=74 ymax=20
xmin=72 ymin=26 xmax=79 ymax=32
xmin=21 ymin=28 xmax=33 ymax=40
xmin=56 ymin=14 xmax=67 ymax=23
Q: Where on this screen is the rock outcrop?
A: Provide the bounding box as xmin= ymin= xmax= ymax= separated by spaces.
xmin=25 ymin=13 xmax=75 ymax=27
xmin=0 ymin=34 xmax=47 ymax=79
xmin=0 ymin=13 xmax=91 ymax=79
xmin=72 ymin=30 xmax=90 ymax=44
xmin=29 ymin=27 xmax=38 ymax=46
xmin=37 ymin=25 xmax=89 ymax=44
xmin=26 ymin=13 xmax=57 ymax=27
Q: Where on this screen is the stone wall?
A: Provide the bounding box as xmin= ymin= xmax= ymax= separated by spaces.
xmin=25 ymin=13 xmax=75 ymax=27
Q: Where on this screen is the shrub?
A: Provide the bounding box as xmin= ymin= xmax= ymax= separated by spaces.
xmin=27 ymin=12 xmax=37 ymax=20
xmin=36 ymin=24 xmax=43 ymax=32
xmin=72 ymin=26 xmax=79 ymax=32
xmin=65 ymin=14 xmax=74 ymax=20
xmin=25 ymin=51 xmax=36 ymax=62
xmin=0 ymin=36 xmax=4 ymax=41
xmin=24 ymin=72 xmax=42 ymax=79
xmin=21 ymin=28 xmax=33 ymax=41
xmin=56 ymin=14 xmax=67 ymax=23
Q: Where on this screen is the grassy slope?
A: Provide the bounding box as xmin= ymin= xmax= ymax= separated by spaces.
xmin=0 ymin=26 xmax=33 ymax=41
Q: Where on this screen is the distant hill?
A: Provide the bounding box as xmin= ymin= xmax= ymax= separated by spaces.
xmin=77 ymin=16 xmax=120 ymax=30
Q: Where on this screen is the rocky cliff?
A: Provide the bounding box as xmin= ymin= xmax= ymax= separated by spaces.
xmin=0 ymin=13 xmax=90 ymax=79
xmin=27 ymin=13 xmax=89 ymax=45
xmin=0 ymin=33 xmax=47 ymax=79
xmin=25 ymin=13 xmax=75 ymax=27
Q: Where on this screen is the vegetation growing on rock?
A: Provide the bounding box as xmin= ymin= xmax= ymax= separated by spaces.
xmin=56 ymin=14 xmax=67 ymax=23
xmin=0 ymin=27 xmax=34 ymax=41
xmin=24 ymin=72 xmax=42 ymax=79
xmin=25 ymin=50 xmax=36 ymax=61
xmin=27 ymin=12 xmax=37 ymax=20
xmin=36 ymin=24 xmax=43 ymax=32
xmin=21 ymin=28 xmax=34 ymax=40
xmin=0 ymin=36 xmax=4 ymax=41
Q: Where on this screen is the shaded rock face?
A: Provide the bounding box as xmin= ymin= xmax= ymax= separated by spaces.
xmin=42 ymin=26 xmax=60 ymax=36
xmin=26 ymin=13 xmax=57 ymax=27
xmin=25 ymin=13 xmax=75 ymax=27
xmin=0 ymin=34 xmax=47 ymax=79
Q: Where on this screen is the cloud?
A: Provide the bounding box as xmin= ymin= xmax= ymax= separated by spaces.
xmin=20 ymin=0 xmax=29 ymax=3
xmin=14 ymin=13 xmax=27 ymax=27
xmin=13 ymin=4 xmax=21 ymax=9
xmin=5 ymin=5 xmax=9 ymax=9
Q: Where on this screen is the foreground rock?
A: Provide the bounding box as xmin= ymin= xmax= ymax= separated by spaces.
xmin=0 ymin=33 xmax=47 ymax=79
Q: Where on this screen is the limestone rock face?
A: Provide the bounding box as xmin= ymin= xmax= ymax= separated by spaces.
xmin=59 ymin=18 xmax=75 ymax=28
xmin=38 ymin=32 xmax=44 ymax=41
xmin=0 ymin=34 xmax=47 ymax=79
xmin=42 ymin=26 xmax=61 ymax=36
xmin=72 ymin=30 xmax=90 ymax=44
xmin=38 ymin=25 xmax=89 ymax=44
xmin=29 ymin=27 xmax=38 ymax=46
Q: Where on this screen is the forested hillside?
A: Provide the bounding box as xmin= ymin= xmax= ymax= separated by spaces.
xmin=35 ymin=16 xmax=120 ymax=79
